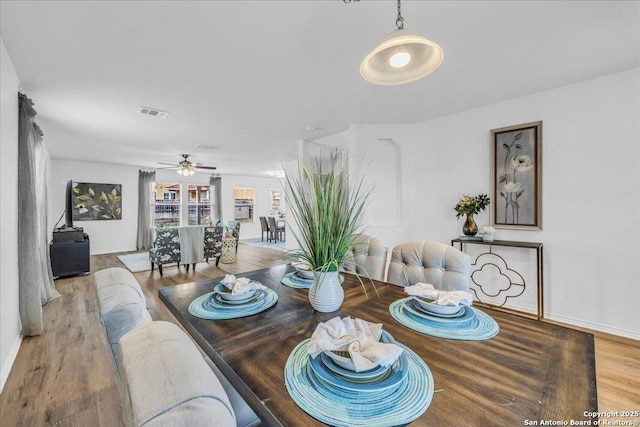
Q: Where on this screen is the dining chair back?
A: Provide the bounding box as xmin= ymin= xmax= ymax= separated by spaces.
xmin=267 ymin=217 xmax=285 ymax=242
xmin=227 ymin=221 xmax=241 ymax=254
xmin=259 ymin=217 xmax=270 ymax=241
xmin=386 ymin=241 xmax=471 ymax=291
xmin=148 ymin=227 xmax=181 ymax=276
xmin=343 ymin=234 xmax=388 ymax=281
xmin=204 ymin=226 xmax=224 ymax=266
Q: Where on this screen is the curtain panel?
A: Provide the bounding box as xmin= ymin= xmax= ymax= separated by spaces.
xmin=18 ymin=93 xmax=60 ymax=336
xmin=210 ymin=175 xmax=222 ymax=223
xmin=136 ymin=170 xmax=156 ymax=250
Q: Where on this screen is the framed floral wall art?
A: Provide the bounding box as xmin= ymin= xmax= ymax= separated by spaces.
xmin=72 ymin=182 xmax=122 ymax=220
xmin=490 ymin=121 xmax=542 ymax=230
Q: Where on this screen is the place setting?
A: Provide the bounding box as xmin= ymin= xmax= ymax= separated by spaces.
xmin=280 ymin=263 xmax=344 ymax=289
xmin=284 ymin=316 xmax=434 ymax=427
xmin=188 ymin=274 xmax=278 ymax=320
xmin=389 ymin=283 xmax=500 ymax=340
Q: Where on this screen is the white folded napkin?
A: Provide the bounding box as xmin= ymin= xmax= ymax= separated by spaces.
xmin=404 ymin=282 xmax=439 ymax=299
xmin=404 ymin=282 xmax=473 ymax=306
xmin=307 ymin=316 xmax=403 ymax=372
xmin=220 ymin=274 xmax=266 ymax=295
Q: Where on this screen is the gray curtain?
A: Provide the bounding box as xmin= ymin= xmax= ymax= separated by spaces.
xmin=18 ymin=93 xmax=60 ymax=337
xmin=136 ymin=170 xmax=156 ymax=250
xmin=210 ymin=174 xmax=222 ymax=223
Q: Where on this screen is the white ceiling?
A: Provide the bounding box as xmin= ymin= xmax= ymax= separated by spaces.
xmin=1 ymin=1 xmax=639 ymax=177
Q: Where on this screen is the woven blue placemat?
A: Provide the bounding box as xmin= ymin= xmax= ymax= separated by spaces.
xmin=280 ymin=272 xmax=346 ymax=289
xmin=280 ymin=272 xmax=313 ymax=289
xmin=389 ymin=297 xmax=499 ymax=340
xmin=188 ymin=288 xmax=278 ymax=320
xmin=284 ymin=338 xmax=434 ymax=426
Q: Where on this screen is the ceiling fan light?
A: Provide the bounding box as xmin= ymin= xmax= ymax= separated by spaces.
xmin=360 ymin=29 xmax=444 ymax=85
xmin=177 ymin=166 xmax=195 ymax=176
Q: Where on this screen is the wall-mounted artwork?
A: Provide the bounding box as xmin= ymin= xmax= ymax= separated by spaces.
xmin=72 ymin=182 xmax=122 ymax=221
xmin=490 ymin=121 xmax=542 ymax=230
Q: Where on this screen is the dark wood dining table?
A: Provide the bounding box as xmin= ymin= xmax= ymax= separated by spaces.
xmin=158 ymin=264 xmax=597 ymax=427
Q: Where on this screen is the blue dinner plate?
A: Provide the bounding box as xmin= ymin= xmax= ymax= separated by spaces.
xmin=411 ymin=299 xmax=465 ymax=318
xmin=320 ymin=353 xmax=393 ymax=382
xmin=295 ymin=273 xmax=345 ymax=284
xmin=309 ymin=348 xmax=408 ymax=393
xmin=214 ymin=283 xmax=259 ymax=302
xmin=291 ymin=272 xmax=313 ymax=283
xmin=206 ymin=289 xmax=267 ymax=310
xmin=319 ymin=330 xmax=396 ymax=380
xmin=403 ymin=300 xmax=475 ymax=324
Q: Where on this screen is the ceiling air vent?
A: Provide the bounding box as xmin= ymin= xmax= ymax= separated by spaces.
xmin=138 ymin=106 xmax=170 ymax=118
xmin=194 ymin=144 xmax=217 ymax=151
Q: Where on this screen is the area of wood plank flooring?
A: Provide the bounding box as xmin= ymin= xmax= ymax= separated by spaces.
xmin=0 ymin=243 xmax=638 ymax=426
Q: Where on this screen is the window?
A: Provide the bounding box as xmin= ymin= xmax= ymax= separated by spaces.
xmin=233 ymin=186 xmax=254 ymax=222
xmin=188 ymin=184 xmax=212 ymax=225
xmin=153 ymin=183 xmax=181 ymax=227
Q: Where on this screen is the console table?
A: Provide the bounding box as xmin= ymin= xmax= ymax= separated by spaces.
xmin=451 ymin=238 xmax=544 ymax=320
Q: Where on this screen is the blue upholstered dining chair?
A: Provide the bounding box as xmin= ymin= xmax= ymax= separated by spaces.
xmin=204 ymin=226 xmax=224 ymax=267
xmin=149 ymin=227 xmax=181 ymax=276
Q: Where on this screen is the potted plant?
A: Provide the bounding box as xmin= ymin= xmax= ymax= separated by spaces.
xmin=284 ymin=152 xmax=370 ymax=312
xmin=454 ymin=194 xmax=490 ymax=236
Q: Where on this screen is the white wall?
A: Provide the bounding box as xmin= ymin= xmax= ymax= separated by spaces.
xmin=0 ymin=37 xmax=22 ymax=392
xmin=345 ymin=68 xmax=640 ymax=339
xmin=50 ymin=159 xmax=140 ymax=255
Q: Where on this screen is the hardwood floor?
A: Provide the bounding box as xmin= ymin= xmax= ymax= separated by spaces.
xmin=0 ymin=243 xmax=638 ymax=426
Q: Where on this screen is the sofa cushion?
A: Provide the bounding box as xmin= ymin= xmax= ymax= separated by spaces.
xmin=98 ymin=284 xmax=153 ymax=357
xmin=94 ymin=268 xmax=152 ymax=360
xmin=118 ymin=321 xmax=236 ymax=427
xmin=94 ymin=267 xmax=146 ymax=301
xmin=204 ymin=357 xmax=261 ymax=427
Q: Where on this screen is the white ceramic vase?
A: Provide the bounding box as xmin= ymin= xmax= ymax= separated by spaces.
xmin=308 ymin=270 xmax=344 ymax=313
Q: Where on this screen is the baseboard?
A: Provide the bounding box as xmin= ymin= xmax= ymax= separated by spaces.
xmin=544 ymin=313 xmax=640 ymax=341
xmin=0 ymin=334 xmax=22 ymax=393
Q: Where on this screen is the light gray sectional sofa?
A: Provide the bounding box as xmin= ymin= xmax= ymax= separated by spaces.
xmin=93 ymin=267 xmax=260 ymax=427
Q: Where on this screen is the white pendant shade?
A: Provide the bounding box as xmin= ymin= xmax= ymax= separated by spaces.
xmin=360 ymin=29 xmax=444 ymax=85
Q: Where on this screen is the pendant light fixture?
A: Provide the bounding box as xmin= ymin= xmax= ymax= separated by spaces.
xmin=359 ymin=0 xmax=444 ymax=85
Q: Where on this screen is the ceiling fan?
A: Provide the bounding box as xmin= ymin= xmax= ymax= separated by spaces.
xmin=157 ymin=154 xmax=217 ymax=176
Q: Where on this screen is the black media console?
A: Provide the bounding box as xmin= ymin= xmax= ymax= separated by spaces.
xmin=50 ymin=233 xmax=90 ymax=278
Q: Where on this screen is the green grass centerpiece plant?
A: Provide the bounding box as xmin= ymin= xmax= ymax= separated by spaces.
xmin=284 ymin=152 xmax=370 ymax=312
